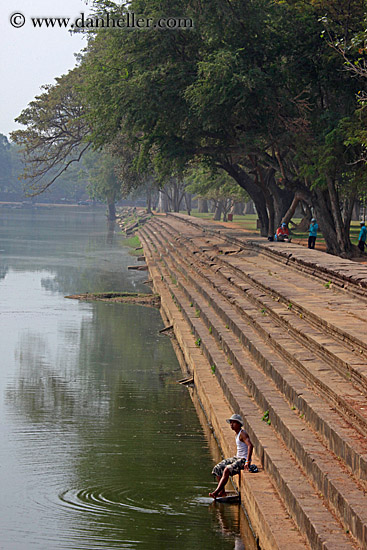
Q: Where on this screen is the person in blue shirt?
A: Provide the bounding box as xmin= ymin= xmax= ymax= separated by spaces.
xmin=308 ymin=218 xmax=318 ymax=249
xmin=358 ymin=221 xmax=367 ymax=252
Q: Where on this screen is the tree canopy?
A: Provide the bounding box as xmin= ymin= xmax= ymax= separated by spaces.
xmin=10 ymin=0 xmax=367 ymax=255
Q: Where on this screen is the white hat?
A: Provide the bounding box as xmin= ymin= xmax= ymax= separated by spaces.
xmin=226 ymin=414 xmax=243 ymax=425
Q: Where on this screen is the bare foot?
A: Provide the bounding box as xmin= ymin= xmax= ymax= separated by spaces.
xmin=209 ymin=490 xmax=226 ymax=499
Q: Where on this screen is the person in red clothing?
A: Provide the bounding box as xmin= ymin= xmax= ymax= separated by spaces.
xmin=276 ymin=222 xmax=290 ymax=242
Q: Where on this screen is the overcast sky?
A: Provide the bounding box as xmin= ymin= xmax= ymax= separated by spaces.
xmin=0 ymin=0 xmax=88 ymax=137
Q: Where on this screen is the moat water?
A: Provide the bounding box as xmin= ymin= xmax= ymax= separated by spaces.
xmin=0 ymin=206 xmax=253 ymax=549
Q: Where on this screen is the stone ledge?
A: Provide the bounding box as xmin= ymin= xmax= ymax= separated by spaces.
xmin=166 ymin=212 xmax=367 ymax=296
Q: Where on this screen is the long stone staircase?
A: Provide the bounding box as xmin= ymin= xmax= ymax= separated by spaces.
xmin=139 ymin=214 xmax=367 ymax=550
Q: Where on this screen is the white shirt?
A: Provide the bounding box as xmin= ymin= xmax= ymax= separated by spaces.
xmin=236 ymin=428 xmax=248 ymax=459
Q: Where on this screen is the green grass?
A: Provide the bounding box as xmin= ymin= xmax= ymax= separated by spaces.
xmin=123 ymin=234 xmax=141 ymax=248
xmin=122 ymin=234 xmax=143 ymax=256
xmin=187 ymin=210 xmax=259 ymax=231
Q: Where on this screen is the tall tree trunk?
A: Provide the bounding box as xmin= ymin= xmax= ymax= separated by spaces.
xmin=255 ymin=204 xmax=269 ymax=238
xmin=198 ymin=197 xmax=208 ymax=213
xmin=351 ymin=200 xmax=360 ymax=221
xmin=265 ymin=189 xmax=275 ymax=237
xmin=282 ymin=195 xmax=300 ymax=225
xmin=257 ymin=166 xmax=276 ymax=237
xmin=172 ymin=184 xmax=179 ymax=212
xmin=243 ymin=201 xmax=255 ymax=215
xmin=151 ymin=189 xmax=159 ymax=210
xmin=107 ymin=200 xmax=116 ymax=220
xmin=343 ymin=191 xmax=357 ymax=234
xmin=146 ymin=187 xmax=152 ymax=214
xmin=157 ymin=190 xmax=169 ymax=213
xmin=184 ymin=192 xmax=192 ymax=215
xmin=106 ymin=221 xmax=115 ymax=244
xmin=222 ymin=199 xmax=233 ymax=221
xmin=221 ymin=162 xmax=269 ymax=236
xmin=326 ymin=177 xmax=352 ymax=256
xmin=312 ymin=188 xmax=351 ymax=256
xmin=213 ymin=201 xmax=222 ymax=220
xmin=171 ymin=182 xmax=185 ymax=212
xmin=267 ymin=173 xmax=294 ymax=228
xmin=232 ymin=202 xmax=244 ymax=215
xmin=296 ymin=201 xmax=312 ymax=231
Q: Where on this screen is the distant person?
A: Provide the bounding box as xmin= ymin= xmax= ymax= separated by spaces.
xmin=209 ymin=414 xmax=253 ymax=500
xmin=275 ymin=222 xmax=290 ymax=242
xmin=308 ymin=218 xmax=318 ymax=249
xmin=358 ymin=221 xmax=367 ymax=252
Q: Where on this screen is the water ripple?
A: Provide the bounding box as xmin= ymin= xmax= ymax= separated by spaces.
xmin=59 ymin=486 xmax=184 ymax=518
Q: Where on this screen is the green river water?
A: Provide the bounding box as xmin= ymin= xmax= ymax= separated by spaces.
xmin=0 ymin=207 xmax=254 ymax=550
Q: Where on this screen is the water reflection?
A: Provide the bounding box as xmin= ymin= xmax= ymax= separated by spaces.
xmin=0 ymin=263 xmax=8 ymax=280
xmin=0 ymin=207 xmax=147 ymax=294
xmin=0 ymin=208 xmax=252 ymax=549
xmin=106 ymin=220 xmax=116 ymax=245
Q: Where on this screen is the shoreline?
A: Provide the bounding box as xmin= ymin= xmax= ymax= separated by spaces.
xmin=65 ymin=291 xmax=160 ymax=308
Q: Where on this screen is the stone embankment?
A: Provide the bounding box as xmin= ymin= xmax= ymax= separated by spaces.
xmin=138 ymin=213 xmax=367 ymax=550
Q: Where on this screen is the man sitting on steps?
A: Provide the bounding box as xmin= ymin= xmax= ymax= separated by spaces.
xmin=276 ymin=222 xmax=291 ymax=242
xmin=209 ymin=414 xmax=253 ymax=499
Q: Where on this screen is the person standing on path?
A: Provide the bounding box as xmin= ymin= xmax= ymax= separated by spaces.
xmin=308 ymin=218 xmax=318 ymax=249
xmin=209 ymin=414 xmax=253 ymax=500
xmin=358 ymin=221 xmax=367 ymax=252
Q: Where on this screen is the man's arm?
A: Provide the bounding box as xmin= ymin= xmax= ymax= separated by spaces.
xmin=240 ymin=430 xmax=253 ymax=470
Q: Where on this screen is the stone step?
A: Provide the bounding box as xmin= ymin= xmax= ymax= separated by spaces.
xmin=140 ymin=227 xmax=359 ymax=550
xmin=143 ymin=222 xmax=367 ymax=490
xmin=150 ymin=220 xmax=367 ymax=438
xmin=153 ymin=217 xmax=367 ymax=394
xmin=148 ymin=219 xmax=367 ymax=469
xmin=166 ymin=212 xmax=367 ymax=298
xmin=139 ymin=231 xmax=310 ymax=550
xmin=158 ymin=215 xmax=367 ymax=357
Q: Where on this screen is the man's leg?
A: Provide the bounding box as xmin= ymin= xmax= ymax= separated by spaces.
xmin=209 ymin=466 xmax=231 ymax=499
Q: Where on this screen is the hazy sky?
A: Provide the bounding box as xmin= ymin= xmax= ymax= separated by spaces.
xmin=0 ymin=0 xmax=88 ymax=137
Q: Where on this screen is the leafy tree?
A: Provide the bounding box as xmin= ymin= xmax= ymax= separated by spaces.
xmin=78 ymin=0 xmax=299 ymax=234
xmin=11 ymin=0 xmax=367 ymax=255
xmin=83 ymin=149 xmax=122 ymax=219
xmin=78 ymin=0 xmax=362 ymax=253
xmin=187 ymin=166 xmax=249 ymax=221
xmin=10 ymin=68 xmax=91 ymax=195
